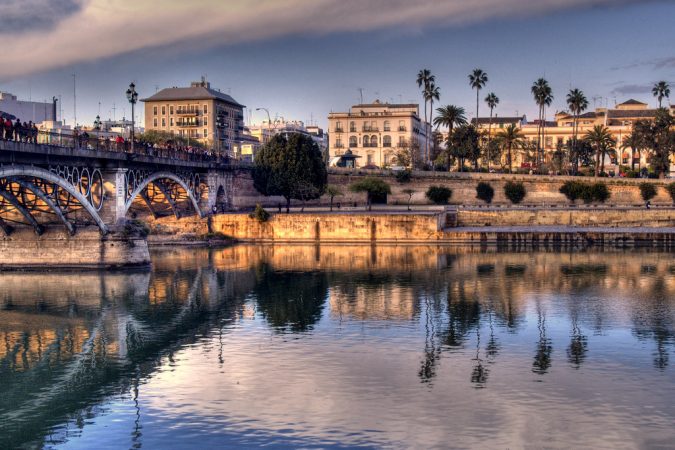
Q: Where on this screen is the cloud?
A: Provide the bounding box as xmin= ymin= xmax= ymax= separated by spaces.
xmin=0 ymin=0 xmax=85 ymax=33
xmin=610 ymin=83 xmax=654 ymax=95
xmin=611 ymin=56 xmax=675 ymax=71
xmin=0 ymin=0 xmax=650 ymax=79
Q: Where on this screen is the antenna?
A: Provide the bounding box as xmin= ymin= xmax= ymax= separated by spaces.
xmin=72 ymin=73 xmax=77 ymax=127
xmin=357 ymin=88 xmax=364 ymax=104
xmin=155 ymin=85 xmax=159 ymax=93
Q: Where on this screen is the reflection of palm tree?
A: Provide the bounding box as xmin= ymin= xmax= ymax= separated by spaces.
xmin=485 ymin=310 xmax=500 ymax=360
xmin=419 ymin=294 xmax=440 ymax=384
xmin=532 ymin=303 xmax=552 ymax=375
xmin=567 ymin=312 xmax=588 ymax=369
xmin=471 ymin=325 xmax=488 ymax=387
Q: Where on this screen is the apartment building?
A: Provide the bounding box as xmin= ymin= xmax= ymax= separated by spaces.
xmin=328 ymin=100 xmax=430 ymax=168
xmin=142 ymin=78 xmax=245 ymax=153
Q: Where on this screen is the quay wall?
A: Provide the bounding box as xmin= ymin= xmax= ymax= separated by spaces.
xmin=0 ymin=228 xmax=150 ymax=269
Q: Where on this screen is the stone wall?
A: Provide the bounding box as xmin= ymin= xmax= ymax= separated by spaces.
xmin=0 ymin=227 xmax=150 ymax=269
xmin=230 ymin=169 xmax=675 ymax=209
xmin=456 ymin=207 xmax=675 ymax=227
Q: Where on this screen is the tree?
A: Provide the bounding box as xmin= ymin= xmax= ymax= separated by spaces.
xmin=584 ymin=125 xmax=615 ymax=177
xmin=531 ymin=78 xmax=554 ymax=170
xmin=425 ymin=186 xmax=453 ymax=205
xmin=648 ymin=109 xmax=675 ymax=178
xmin=622 ymin=130 xmax=643 ymax=172
xmin=504 ymin=182 xmax=526 ymax=204
xmin=652 ymin=81 xmax=670 ymax=108
xmin=349 ymin=177 xmax=391 ymax=211
xmin=434 ymin=105 xmax=467 ymax=169
xmin=424 ymin=82 xmax=441 ymax=165
xmin=417 ymin=69 xmax=436 ymax=165
xmin=402 ymin=188 xmax=416 ymax=210
xmin=325 ymin=185 xmax=343 ymax=211
xmin=496 ymin=124 xmax=524 ymax=173
xmin=254 ymin=133 xmax=327 ymax=213
xmin=639 ymin=182 xmax=657 ymax=202
xmin=476 ymin=182 xmax=494 ymax=204
xmin=469 ymin=69 xmax=488 ymax=127
xmin=484 ymin=93 xmax=499 ymax=171
xmin=566 ymin=88 xmax=589 ymax=174
xmin=448 ymin=125 xmax=481 ymax=171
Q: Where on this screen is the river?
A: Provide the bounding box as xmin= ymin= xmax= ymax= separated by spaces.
xmin=1 ymin=245 xmax=673 ymax=449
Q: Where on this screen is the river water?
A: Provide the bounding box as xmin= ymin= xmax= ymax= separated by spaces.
xmin=0 ymin=245 xmax=673 ymax=449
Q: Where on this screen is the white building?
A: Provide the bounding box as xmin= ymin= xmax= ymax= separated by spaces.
xmin=0 ymin=92 xmax=57 ymax=123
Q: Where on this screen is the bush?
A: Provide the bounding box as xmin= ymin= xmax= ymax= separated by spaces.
xmin=666 ymin=183 xmax=675 ymax=203
xmin=504 ymin=182 xmax=526 ymax=204
xmin=425 ymin=186 xmax=453 ymax=205
xmin=476 ymin=182 xmax=494 ymax=204
xmin=395 ymin=170 xmax=412 ymax=183
xmin=249 ymin=203 xmax=270 ymax=222
xmin=560 ymin=181 xmax=610 ymax=204
xmin=639 ymin=182 xmax=657 ymax=202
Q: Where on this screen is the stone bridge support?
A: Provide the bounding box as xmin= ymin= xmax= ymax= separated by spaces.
xmin=99 ymin=168 xmax=129 ymax=227
xmin=206 ymin=170 xmax=234 ymax=214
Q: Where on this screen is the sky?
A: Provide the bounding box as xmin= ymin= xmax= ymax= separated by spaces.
xmin=0 ymin=0 xmax=673 ymax=128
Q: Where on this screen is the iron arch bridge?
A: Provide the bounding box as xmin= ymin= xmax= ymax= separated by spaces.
xmin=0 ymin=139 xmax=237 ymax=236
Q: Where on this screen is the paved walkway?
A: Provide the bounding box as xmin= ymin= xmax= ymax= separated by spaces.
xmin=446 ymin=225 xmax=675 ymax=234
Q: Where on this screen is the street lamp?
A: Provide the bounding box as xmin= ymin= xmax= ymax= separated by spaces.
xmin=256 ymin=107 xmax=271 ymax=144
xmin=126 ymin=82 xmax=138 ymax=152
xmin=93 ymin=115 xmax=102 ymax=131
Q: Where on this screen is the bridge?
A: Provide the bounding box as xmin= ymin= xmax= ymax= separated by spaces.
xmin=0 ymin=137 xmax=246 ymax=267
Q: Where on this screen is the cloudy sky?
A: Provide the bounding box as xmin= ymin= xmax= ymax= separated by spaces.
xmin=0 ymin=0 xmax=673 ymax=127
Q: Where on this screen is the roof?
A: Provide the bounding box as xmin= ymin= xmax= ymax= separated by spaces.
xmin=471 ymin=116 xmax=525 ymax=125
xmin=617 ymin=99 xmax=647 ymax=106
xmin=142 ymin=86 xmax=244 ymax=107
xmin=607 ymin=109 xmax=659 ymax=119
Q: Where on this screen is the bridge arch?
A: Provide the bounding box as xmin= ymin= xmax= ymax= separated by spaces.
xmin=124 ymin=171 xmax=204 ymax=219
xmin=0 ymin=166 xmax=108 ymax=234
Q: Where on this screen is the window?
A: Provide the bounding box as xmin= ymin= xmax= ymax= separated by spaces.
xmin=349 ymin=136 xmax=358 ymax=147
xmin=203 ymin=117 xmax=208 ymax=126
xmin=203 ymin=104 xmax=208 ymax=114
xmin=367 ymin=154 xmax=373 ymax=165
xmin=384 ymin=121 xmax=391 ymax=131
xmin=335 ymin=138 xmax=343 ymax=148
xmin=204 ymin=129 xmax=208 ymax=138
xmin=170 ymin=118 xmax=174 ymax=126
xmin=399 ymin=120 xmax=406 ymax=132
xmin=153 ymin=106 xmax=158 ymax=115
xmin=371 ymin=136 xmax=378 ymax=147
xmin=335 ymin=121 xmax=343 ymax=132
xmin=162 ymin=106 xmax=166 ymax=115
xmin=161 ymin=118 xmax=166 ymax=127
xmin=384 ymin=154 xmax=390 ymax=165
xmin=350 ymin=121 xmax=356 ymax=132
xmin=398 ymin=138 xmax=406 ymax=147
xmin=153 ymin=118 xmax=158 ymax=127
xmin=170 ymin=106 xmax=174 ymax=115
xmin=383 ymin=135 xmax=392 ymax=147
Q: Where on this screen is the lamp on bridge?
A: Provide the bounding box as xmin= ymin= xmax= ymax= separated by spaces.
xmin=126 ymin=82 xmax=138 ymax=153
xmin=93 ymin=115 xmax=102 ymax=131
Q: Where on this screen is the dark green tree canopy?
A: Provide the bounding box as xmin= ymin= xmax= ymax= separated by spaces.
xmin=448 ymin=125 xmax=481 ymax=170
xmin=254 ymin=133 xmax=327 ymax=209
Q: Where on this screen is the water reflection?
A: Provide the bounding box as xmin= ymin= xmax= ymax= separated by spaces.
xmin=0 ymin=245 xmax=673 ymax=448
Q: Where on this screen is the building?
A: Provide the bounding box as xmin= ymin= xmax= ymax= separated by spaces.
xmin=472 ymin=99 xmax=675 ymax=170
xmin=0 ymin=92 xmax=57 ymax=123
xmin=141 ymin=78 xmax=245 ymax=154
xmin=247 ymin=120 xmax=327 ymax=161
xmin=328 ymin=100 xmax=430 ymax=169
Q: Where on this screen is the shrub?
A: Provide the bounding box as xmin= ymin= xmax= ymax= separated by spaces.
xmin=588 ymin=182 xmax=611 ymax=204
xmin=395 ymin=170 xmax=412 ymax=183
xmin=425 ymin=186 xmax=453 ymax=205
xmin=504 ymin=182 xmax=526 ymax=204
xmin=249 ymin=203 xmax=270 ymax=222
xmin=639 ymin=183 xmax=657 ymax=202
xmin=666 ymin=183 xmax=675 ymax=203
xmin=560 ymin=181 xmax=584 ymax=202
xmin=560 ymin=180 xmax=610 ymax=203
xmin=476 ymin=182 xmax=494 ymax=204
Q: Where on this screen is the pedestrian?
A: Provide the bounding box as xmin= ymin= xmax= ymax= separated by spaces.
xmin=646 ymin=200 xmax=651 ymax=209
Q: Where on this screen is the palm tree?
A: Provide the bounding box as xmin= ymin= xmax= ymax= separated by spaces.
xmin=468 ymin=69 xmax=488 ymax=126
xmin=652 ymin=81 xmax=670 ymax=108
xmin=417 ymin=69 xmax=436 ymax=164
xmin=566 ymin=88 xmax=589 ymax=174
xmin=496 ymin=124 xmax=524 ymax=173
xmin=485 ymin=93 xmax=499 ymax=171
xmin=434 ymin=105 xmax=467 ymax=169
xmin=584 ymin=125 xmax=615 ymax=177
xmin=424 ymin=82 xmax=441 ymax=165
xmin=531 ymin=78 xmax=554 ymax=170
xmin=621 ymin=131 xmax=642 ymax=172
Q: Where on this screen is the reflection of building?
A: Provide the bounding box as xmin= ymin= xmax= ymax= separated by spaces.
xmin=329 ymin=286 xmax=416 ymax=321
xmin=0 ymin=91 xmax=56 ymax=123
xmin=472 ymin=100 xmax=675 ymax=169
xmin=328 ymin=100 xmax=430 ymax=168
xmin=142 ymin=77 xmax=245 ymax=154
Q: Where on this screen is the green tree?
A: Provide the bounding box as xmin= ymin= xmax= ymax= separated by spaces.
xmin=531 ymin=78 xmax=554 ymax=169
xmin=349 ymin=177 xmax=391 ymax=211
xmin=469 ymin=69 xmax=488 ymax=126
xmin=476 ymin=182 xmax=494 ymax=204
xmin=566 ymin=88 xmax=589 ymax=174
xmin=484 ymin=93 xmax=499 ymax=171
xmin=448 ymin=125 xmax=481 ymax=171
xmin=652 ymin=81 xmax=670 ymax=108
xmin=325 ymin=185 xmax=343 ymax=211
xmin=434 ymin=105 xmax=468 ymax=169
xmin=504 ymin=182 xmax=526 ymax=204
xmin=496 ymin=124 xmax=524 ymax=173
xmin=253 ymin=133 xmax=327 ymax=213
xmin=584 ymin=125 xmax=615 ymax=177
xmin=425 ymin=186 xmax=453 ymax=205
xmin=639 ymin=183 xmax=657 ymax=202
xmin=402 ymin=188 xmax=416 ymax=210
xmin=424 ymin=82 xmax=441 ymax=165
xmin=648 ymin=109 xmax=675 ymax=178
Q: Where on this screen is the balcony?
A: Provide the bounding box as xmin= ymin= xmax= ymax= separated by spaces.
xmin=383 ymin=127 xmax=391 ymax=132
xmin=176 ymin=109 xmax=200 ymax=116
xmin=362 ymin=127 xmax=379 ymax=132
xmin=176 ymin=121 xmax=200 ymax=128
xmin=334 ymin=143 xmax=344 ymax=149
xmin=398 ymin=126 xmax=407 ymax=132
xmin=335 ymin=127 xmax=344 ymax=133
xmin=349 ymin=127 xmax=357 ymax=132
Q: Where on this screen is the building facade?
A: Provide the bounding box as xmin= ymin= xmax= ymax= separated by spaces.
xmin=0 ymin=92 xmax=56 ymax=123
xmin=141 ymin=78 xmax=245 ymax=154
xmin=247 ymin=120 xmax=327 ymax=162
xmin=328 ymin=100 xmax=430 ymax=168
xmin=473 ymin=99 xmax=675 ymax=170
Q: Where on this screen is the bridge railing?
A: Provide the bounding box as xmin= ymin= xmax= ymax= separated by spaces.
xmin=2 ymin=131 xmax=237 ymax=165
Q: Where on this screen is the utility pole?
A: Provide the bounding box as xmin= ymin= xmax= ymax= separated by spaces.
xmin=72 ymin=74 xmax=77 ymax=128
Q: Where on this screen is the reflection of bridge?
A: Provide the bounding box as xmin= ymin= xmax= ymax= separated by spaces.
xmin=0 ymin=139 xmax=241 ymax=236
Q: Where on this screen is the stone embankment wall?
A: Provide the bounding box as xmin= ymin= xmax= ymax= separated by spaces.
xmin=455 ymin=207 xmax=675 ymax=228
xmin=0 ymin=228 xmax=150 ymax=269
xmin=231 ymin=169 xmax=675 ymax=208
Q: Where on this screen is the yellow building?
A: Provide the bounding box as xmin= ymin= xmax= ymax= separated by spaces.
xmin=141 ymin=78 xmax=245 ymax=154
xmin=473 ymin=99 xmax=675 ymax=170
xmin=328 ymin=100 xmax=430 ymax=168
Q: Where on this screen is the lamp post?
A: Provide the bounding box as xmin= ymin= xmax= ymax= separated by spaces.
xmin=94 ymin=115 xmax=102 ymax=131
xmin=126 ymin=82 xmax=138 ymax=152
xmin=256 ymin=107 xmax=271 ymax=144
